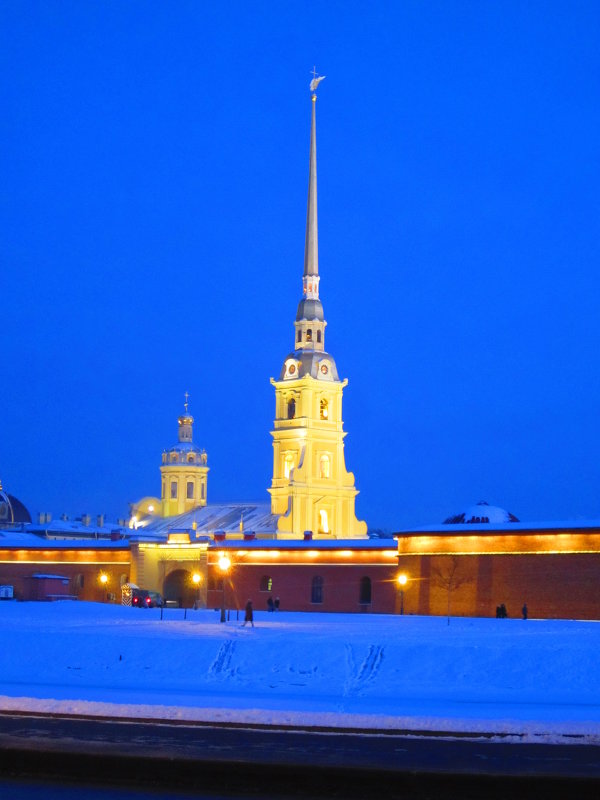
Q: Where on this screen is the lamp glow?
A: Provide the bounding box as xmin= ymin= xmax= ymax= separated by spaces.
xmin=192 ymin=573 xmax=201 ymax=585
xmin=397 ymin=573 xmax=408 ymax=586
xmin=218 ymin=555 xmax=231 ymax=572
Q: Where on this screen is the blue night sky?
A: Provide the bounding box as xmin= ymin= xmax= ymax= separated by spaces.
xmin=2 ymin=2 xmax=600 ymax=530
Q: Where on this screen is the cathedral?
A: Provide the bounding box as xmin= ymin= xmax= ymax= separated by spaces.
xmin=131 ymin=78 xmax=366 ymax=542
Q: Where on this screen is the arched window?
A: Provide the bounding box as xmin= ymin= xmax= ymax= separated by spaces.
xmin=186 ymin=481 xmax=194 ymax=499
xmin=260 ymin=575 xmax=273 ymax=592
xmin=320 ymin=398 xmax=329 ymax=419
xmin=319 ymin=454 xmax=330 ymax=479
xmin=297 ymin=329 xmax=302 ymax=342
xmin=306 ymin=329 xmax=312 ymax=342
xmin=284 ymin=453 xmax=295 ymax=479
xmin=201 ymin=483 xmax=205 ymax=500
xmin=170 ymin=453 xmax=177 ymax=463
xmin=287 ymin=398 xmax=296 ymax=419
xmin=187 ymin=454 xmax=195 ymax=463
xmin=319 ymin=509 xmax=329 ymax=534
xmin=317 ymin=330 xmax=322 ymax=343
xmin=311 ymin=576 xmax=324 ymax=604
xmin=359 ymin=576 xmax=372 ymax=605
xmin=170 ymin=481 xmax=178 ymax=499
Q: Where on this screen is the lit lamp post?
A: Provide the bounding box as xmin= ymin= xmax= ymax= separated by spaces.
xmin=192 ymin=572 xmax=201 ymax=610
xmin=98 ymin=572 xmax=108 ymax=603
xmin=397 ymin=573 xmax=408 ymax=615
xmin=218 ymin=555 xmax=231 ymax=623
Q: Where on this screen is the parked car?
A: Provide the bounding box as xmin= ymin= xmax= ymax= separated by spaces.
xmin=131 ymin=588 xmax=164 ymax=608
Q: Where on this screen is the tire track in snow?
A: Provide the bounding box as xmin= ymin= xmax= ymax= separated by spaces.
xmin=343 ymin=644 xmax=384 ymax=696
xmin=208 ymin=640 xmax=237 ymax=679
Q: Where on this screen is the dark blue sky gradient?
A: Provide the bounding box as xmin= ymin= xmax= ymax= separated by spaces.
xmin=2 ymin=2 xmax=600 ymax=529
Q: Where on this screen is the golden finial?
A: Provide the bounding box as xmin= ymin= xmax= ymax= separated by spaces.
xmin=184 ymin=391 xmax=190 ymax=414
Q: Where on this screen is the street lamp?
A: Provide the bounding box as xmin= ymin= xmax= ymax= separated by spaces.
xmin=192 ymin=572 xmax=201 ymax=610
xmin=218 ymin=555 xmax=231 ymax=623
xmin=397 ymin=573 xmax=408 ymax=615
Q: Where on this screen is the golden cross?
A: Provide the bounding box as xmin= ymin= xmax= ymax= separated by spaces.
xmin=184 ymin=391 xmax=189 ymax=413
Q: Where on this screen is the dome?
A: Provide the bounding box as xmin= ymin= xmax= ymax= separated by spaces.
xmin=0 ymin=488 xmax=32 ymax=526
xmin=296 ymin=297 xmax=324 ymax=322
xmin=443 ymin=501 xmax=519 ymax=525
xmin=279 ymin=350 xmax=339 ymax=381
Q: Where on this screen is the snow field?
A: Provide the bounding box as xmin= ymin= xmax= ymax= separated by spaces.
xmin=1 ymin=601 xmax=600 ymax=740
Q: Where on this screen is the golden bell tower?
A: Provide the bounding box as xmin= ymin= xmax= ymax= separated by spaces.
xmin=160 ymin=394 xmax=209 ymax=517
xmin=268 ymin=74 xmax=367 ymax=540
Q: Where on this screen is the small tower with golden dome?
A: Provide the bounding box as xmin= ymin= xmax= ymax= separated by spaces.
xmin=268 ymin=73 xmax=367 ymax=539
xmin=160 ymin=394 xmax=208 ymax=517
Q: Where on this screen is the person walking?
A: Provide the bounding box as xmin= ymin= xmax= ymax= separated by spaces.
xmin=267 ymin=596 xmax=274 ymax=612
xmin=522 ymin=603 xmax=528 ymax=620
xmin=243 ymin=599 xmax=254 ymax=627
xmin=274 ymin=597 xmax=280 ymax=611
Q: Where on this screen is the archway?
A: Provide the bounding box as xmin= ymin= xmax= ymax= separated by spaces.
xmin=163 ymin=569 xmax=196 ymax=608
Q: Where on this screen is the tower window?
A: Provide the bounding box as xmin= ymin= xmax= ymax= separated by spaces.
xmin=188 ymin=454 xmax=195 ymax=463
xmin=284 ymin=453 xmax=295 ymax=479
xmin=359 ymin=576 xmax=372 ymax=605
xmin=170 ymin=481 xmax=178 ymax=499
xmin=297 ymin=330 xmax=301 ymax=342
xmin=319 ymin=454 xmax=330 ymax=479
xmin=319 ymin=509 xmax=329 ymax=534
xmin=186 ymin=481 xmax=194 ymax=500
xmin=201 ymin=484 xmax=205 ymax=500
xmin=320 ymin=398 xmax=328 ymax=419
xmin=306 ymin=329 xmax=312 ymax=342
xmin=170 ymin=453 xmax=177 ymax=463
xmin=311 ymin=576 xmax=324 ymax=604
xmin=287 ymin=398 xmax=296 ymax=419
xmin=317 ymin=330 xmax=322 ymax=343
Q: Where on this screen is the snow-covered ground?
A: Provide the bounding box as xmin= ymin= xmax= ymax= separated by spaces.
xmin=1 ymin=601 xmax=600 ymax=742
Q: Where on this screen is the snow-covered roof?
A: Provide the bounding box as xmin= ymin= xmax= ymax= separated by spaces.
xmin=208 ymin=538 xmax=396 ymax=551
xmin=0 ymin=527 xmax=130 ymax=549
xmin=399 ymin=519 xmax=600 ymax=535
xmin=443 ymin=501 xmax=519 ymax=525
xmin=132 ymin=502 xmax=280 ymax=541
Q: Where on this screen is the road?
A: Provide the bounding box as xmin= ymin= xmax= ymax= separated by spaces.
xmin=0 ymin=712 xmax=599 ymax=797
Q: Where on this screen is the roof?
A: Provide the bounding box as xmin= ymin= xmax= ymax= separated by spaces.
xmin=132 ymin=502 xmax=281 ymax=541
xmin=279 ymin=350 xmax=339 ymax=382
xmin=443 ymin=501 xmax=519 ymax=525
xmin=397 ymin=519 xmax=600 ymax=536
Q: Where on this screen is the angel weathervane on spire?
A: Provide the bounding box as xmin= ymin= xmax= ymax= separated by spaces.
xmin=310 ymin=66 xmax=326 ymax=95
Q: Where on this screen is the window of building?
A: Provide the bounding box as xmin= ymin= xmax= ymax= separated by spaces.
xmin=186 ymin=481 xmax=194 ymax=499
xmin=319 ymin=509 xmax=329 ymax=534
xmin=284 ymin=453 xmax=295 ymax=480
xmin=311 ymin=575 xmax=324 ymax=604
xmin=297 ymin=329 xmax=301 ymax=342
xmin=320 ymin=398 xmax=329 ymax=419
xmin=201 ymin=483 xmax=205 ymax=500
xmin=162 ymin=481 xmax=165 ymax=498
xmin=317 ymin=330 xmax=322 ymax=343
xmin=359 ymin=576 xmax=372 ymax=605
xmin=306 ymin=329 xmax=312 ymax=342
xmin=208 ymin=576 xmax=224 ymax=591
xmin=260 ymin=575 xmax=273 ymax=592
xmin=171 ymin=481 xmax=178 ymax=499
xmin=287 ymin=398 xmax=296 ymax=419
xmin=188 ymin=454 xmax=195 ymax=463
xmin=319 ymin=454 xmax=330 ymax=479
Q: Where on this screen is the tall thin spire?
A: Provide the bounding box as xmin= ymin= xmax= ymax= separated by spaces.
xmin=304 ymin=68 xmax=325 ymax=278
